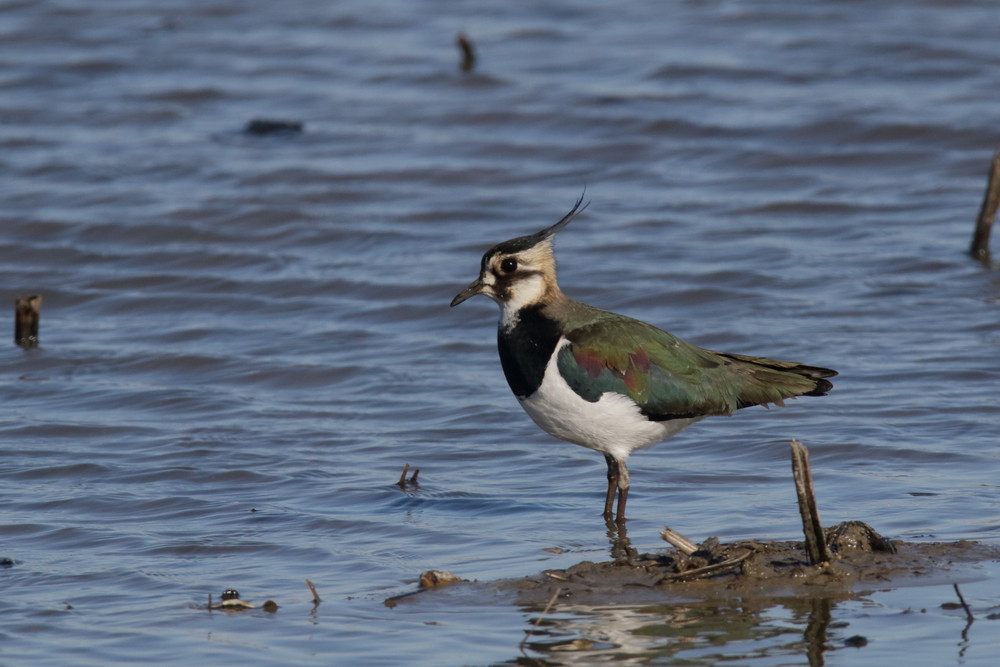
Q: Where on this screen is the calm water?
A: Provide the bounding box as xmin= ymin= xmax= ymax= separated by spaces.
xmin=2 ymin=1 xmax=999 ymax=665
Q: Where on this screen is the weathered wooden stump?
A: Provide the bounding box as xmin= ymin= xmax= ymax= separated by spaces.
xmin=791 ymin=439 xmax=832 ymax=564
xmin=15 ymin=295 xmax=41 ymax=348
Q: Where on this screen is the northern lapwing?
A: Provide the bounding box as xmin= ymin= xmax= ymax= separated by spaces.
xmin=450 ymin=195 xmax=836 ymax=524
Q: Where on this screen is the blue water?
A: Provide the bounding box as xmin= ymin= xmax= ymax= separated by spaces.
xmin=2 ymin=1 xmax=999 ymax=665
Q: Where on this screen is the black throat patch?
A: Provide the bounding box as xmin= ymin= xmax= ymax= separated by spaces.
xmin=497 ymin=305 xmax=562 ymax=399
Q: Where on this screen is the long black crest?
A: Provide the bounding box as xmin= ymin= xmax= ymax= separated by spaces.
xmin=492 ymin=191 xmax=590 ymax=255
xmin=537 ymin=190 xmax=590 ymax=240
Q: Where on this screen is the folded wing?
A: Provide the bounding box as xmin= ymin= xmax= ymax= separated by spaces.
xmin=556 ymin=318 xmax=836 ymax=422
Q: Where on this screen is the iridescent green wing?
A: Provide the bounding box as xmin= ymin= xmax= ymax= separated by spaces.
xmin=556 ymin=315 xmax=833 ymax=421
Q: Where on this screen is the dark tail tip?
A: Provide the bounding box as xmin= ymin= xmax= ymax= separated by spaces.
xmin=798 ymin=364 xmax=836 ymax=397
xmin=804 ymin=377 xmax=834 ymax=396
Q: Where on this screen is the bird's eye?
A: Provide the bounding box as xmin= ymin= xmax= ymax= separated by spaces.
xmin=500 ymin=258 xmax=518 ymax=273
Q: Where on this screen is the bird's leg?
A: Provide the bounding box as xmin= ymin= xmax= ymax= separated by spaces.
xmin=615 ymin=458 xmax=630 ymax=524
xmin=603 ymin=454 xmax=619 ymax=520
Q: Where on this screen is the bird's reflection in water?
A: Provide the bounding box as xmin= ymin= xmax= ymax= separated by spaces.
xmin=605 ymin=519 xmax=639 ymax=565
xmin=517 ymin=575 xmax=852 ymax=666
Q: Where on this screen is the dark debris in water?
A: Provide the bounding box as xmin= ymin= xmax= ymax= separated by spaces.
xmin=396 ymin=463 xmax=420 ymax=488
xmin=631 ymin=521 xmax=900 ymax=586
xmin=419 ymin=570 xmax=464 ymax=589
xmin=242 ymin=119 xmax=304 ymax=136
xmin=206 ymin=588 xmax=279 ymax=612
xmin=826 ymin=521 xmax=897 ymax=554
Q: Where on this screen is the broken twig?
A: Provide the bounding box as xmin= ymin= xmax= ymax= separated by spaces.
xmin=790 ymin=439 xmax=831 ymax=565
xmin=456 ymin=33 xmax=476 ymax=72
xmin=660 ymin=549 xmax=755 ymax=582
xmin=971 ymin=148 xmax=1000 ymax=264
xmin=305 ymin=578 xmax=321 ymax=605
xmin=397 ymin=464 xmax=419 ymax=487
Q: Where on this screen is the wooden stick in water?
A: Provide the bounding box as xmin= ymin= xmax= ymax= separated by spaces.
xmin=971 ymin=148 xmax=1000 ymax=264
xmin=456 ymin=33 xmax=476 ymax=72
xmin=15 ymin=295 xmax=41 ymax=348
xmin=306 ymin=578 xmax=321 ymax=605
xmin=790 ymin=439 xmax=831 ymax=565
xmin=396 ymin=464 xmax=420 ymax=487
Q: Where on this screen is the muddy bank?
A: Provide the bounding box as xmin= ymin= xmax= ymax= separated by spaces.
xmin=379 ymin=525 xmax=1000 ymax=666
xmin=492 ymin=523 xmax=1000 ymax=607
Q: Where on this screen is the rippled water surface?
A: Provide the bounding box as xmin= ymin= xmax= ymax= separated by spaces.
xmin=2 ymin=1 xmax=999 ymax=665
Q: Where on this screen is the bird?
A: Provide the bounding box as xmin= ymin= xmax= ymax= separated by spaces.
xmin=450 ymin=195 xmax=837 ymax=524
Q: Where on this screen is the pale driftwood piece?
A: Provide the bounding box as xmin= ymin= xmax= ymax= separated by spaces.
xmin=660 ymin=527 xmax=699 ymax=555
xmin=790 ymin=439 xmax=831 ymax=565
xmin=15 ymin=295 xmax=41 ymax=348
xmin=971 ymin=149 xmax=1000 ymax=264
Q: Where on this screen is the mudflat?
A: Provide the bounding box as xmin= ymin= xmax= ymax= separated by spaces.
xmin=492 ymin=523 xmax=1000 ymax=607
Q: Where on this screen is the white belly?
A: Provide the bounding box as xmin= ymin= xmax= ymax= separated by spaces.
xmin=519 ymin=339 xmax=702 ymax=461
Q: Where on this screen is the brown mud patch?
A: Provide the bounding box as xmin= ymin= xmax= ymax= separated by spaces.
xmin=494 ymin=523 xmax=1000 ymax=607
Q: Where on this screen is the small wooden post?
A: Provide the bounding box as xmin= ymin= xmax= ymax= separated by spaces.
xmin=15 ymin=295 xmax=41 ymax=348
xmin=456 ymin=33 xmax=476 ymax=72
xmin=971 ymin=148 xmax=1000 ymax=264
xmin=790 ymin=439 xmax=831 ymax=564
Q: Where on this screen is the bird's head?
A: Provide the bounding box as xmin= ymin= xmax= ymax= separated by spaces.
xmin=450 ymin=195 xmax=588 ymax=312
